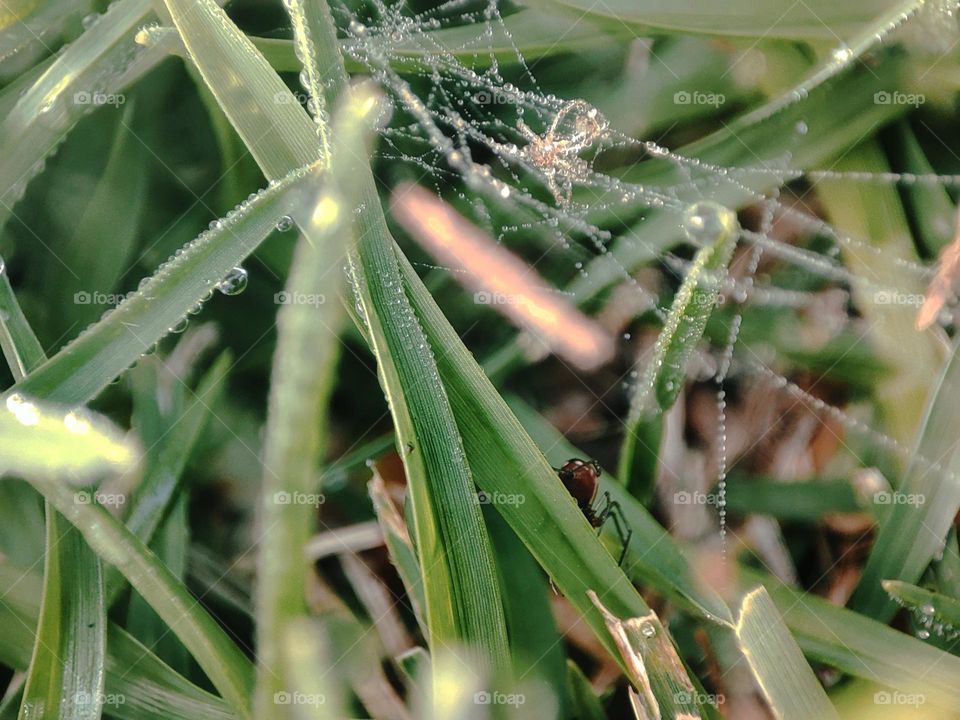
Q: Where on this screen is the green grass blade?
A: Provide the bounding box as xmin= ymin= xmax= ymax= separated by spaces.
xmin=105 ymin=351 xmax=232 ymax=604
xmin=618 ymin=201 xmax=739 ymax=496
xmin=253 ymin=8 xmax=618 ymax=72
xmin=5 ymin=163 xmax=319 ymax=405
xmin=851 ymin=339 xmax=960 ymax=619
xmin=19 ymin=515 xmax=105 ymax=720
xmin=744 ymin=567 xmax=960 ymax=708
xmin=883 ymin=580 xmax=960 ymax=639
xmin=735 ymin=587 xmax=838 ymax=720
xmin=162 ymin=0 xmax=319 ymax=180
xmin=0 ymin=268 xmax=45 ymax=377
xmin=254 ymin=87 xmax=379 ymax=717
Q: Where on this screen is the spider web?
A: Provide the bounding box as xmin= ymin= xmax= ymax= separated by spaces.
xmin=313 ymin=0 xmax=958 ymax=564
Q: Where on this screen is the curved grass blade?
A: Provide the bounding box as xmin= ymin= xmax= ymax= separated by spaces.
xmin=19 ymin=518 xmax=105 ymax=720
xmin=851 ymin=339 xmax=960 ymax=619
xmin=253 ymin=8 xmax=619 ymax=72
xmin=23 ymin=474 xmax=255 ymax=718
xmin=618 ymin=201 xmax=739 ymax=497
xmin=734 ymin=587 xmax=838 ymax=720
xmin=254 ymin=87 xmax=379 ymax=718
xmin=883 ymin=580 xmax=960 ymax=639
xmin=743 ymin=567 xmax=960 ymax=708
xmin=5 ymin=162 xmax=320 ymax=405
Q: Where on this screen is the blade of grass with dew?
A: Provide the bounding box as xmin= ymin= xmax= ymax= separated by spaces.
xmin=507 ymin=394 xmax=732 ymax=624
xmin=162 ymin=0 xmax=320 ymax=180
xmin=394 ymin=252 xmax=723 ymax=718
xmin=741 ymin=567 xmax=960 ymax=708
xmin=883 ymin=580 xmax=960 ymax=637
xmin=4 ymin=162 xmax=320 ymax=405
xmin=0 ymin=271 xmax=108 ymax=720
xmin=735 ymin=587 xmax=838 ymax=720
xmin=104 ymin=351 xmax=232 ymax=604
xmin=816 ymin=139 xmax=945 ymax=446
xmin=292 ymin=0 xmax=513 ymax=680
xmin=531 ymin=0 xmax=907 ymax=40
xmin=851 ymin=338 xmax=960 ymax=620
xmin=618 ymin=201 xmax=739 ymax=500
xmin=254 ymin=88 xmax=380 ymax=718
xmin=0 ymin=563 xmax=237 ymax=720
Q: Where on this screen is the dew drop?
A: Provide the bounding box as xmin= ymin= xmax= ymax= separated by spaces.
xmin=6 ymin=394 xmax=40 ymax=426
xmin=216 ymin=266 xmax=248 ymax=296
xmin=639 ymin=621 xmax=657 ymax=638
xmin=681 ymin=201 xmax=736 ymax=245
xmin=917 ymin=628 xmax=930 ymax=640
xmin=276 ymin=215 xmax=294 ymax=232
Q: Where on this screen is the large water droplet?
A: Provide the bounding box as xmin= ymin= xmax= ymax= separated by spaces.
xmin=682 ymin=201 xmax=736 ymax=245
xmin=275 ymin=215 xmax=294 ymax=232
xmin=216 ymin=266 xmax=248 ymax=296
xmin=639 ymin=621 xmax=657 ymax=638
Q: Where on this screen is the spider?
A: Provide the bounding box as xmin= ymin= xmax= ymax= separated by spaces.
xmin=556 ymin=458 xmax=632 ymax=566
xmin=514 ymin=100 xmax=608 ymax=207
